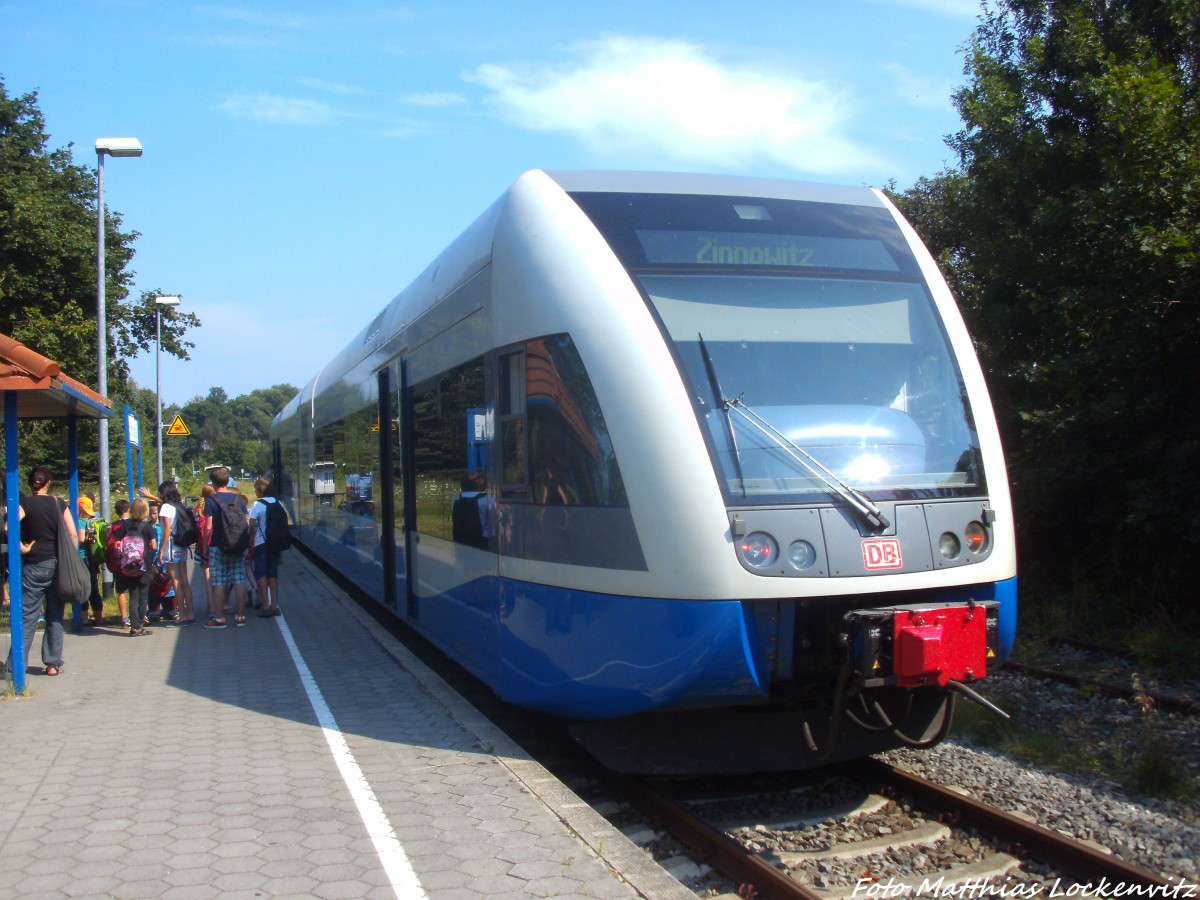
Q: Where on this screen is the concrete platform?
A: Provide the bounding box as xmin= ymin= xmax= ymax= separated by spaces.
xmin=0 ymin=552 xmax=693 ymax=899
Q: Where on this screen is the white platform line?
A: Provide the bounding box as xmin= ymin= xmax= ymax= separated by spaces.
xmin=276 ymin=617 xmax=426 ymax=899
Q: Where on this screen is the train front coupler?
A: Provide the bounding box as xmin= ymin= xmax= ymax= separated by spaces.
xmin=844 ymin=599 xmax=1010 ymax=721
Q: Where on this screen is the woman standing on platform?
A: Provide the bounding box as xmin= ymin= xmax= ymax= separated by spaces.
xmin=1 ymin=466 xmax=79 ymax=678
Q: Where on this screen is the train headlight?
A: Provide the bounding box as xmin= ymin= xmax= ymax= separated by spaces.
xmin=787 ymin=540 xmax=817 ymax=570
xmin=938 ymin=532 xmax=961 ymax=559
xmin=964 ymin=521 xmax=989 ymax=555
xmin=738 ymin=532 xmax=778 ymax=568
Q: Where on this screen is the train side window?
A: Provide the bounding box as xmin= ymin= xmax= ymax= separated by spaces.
xmin=499 ymin=334 xmax=629 ymax=508
xmin=411 ymin=356 xmax=487 ymax=539
xmin=499 ymin=351 xmax=527 ymax=497
xmin=525 ymin=335 xmax=628 ymax=508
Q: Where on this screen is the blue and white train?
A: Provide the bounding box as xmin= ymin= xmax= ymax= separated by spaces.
xmin=271 ymin=170 xmax=1017 ymax=773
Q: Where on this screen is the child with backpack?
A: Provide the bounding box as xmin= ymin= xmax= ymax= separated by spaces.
xmin=108 ymin=499 xmax=132 ymax=627
xmin=107 ymin=498 xmax=158 ymax=636
xmin=154 ymin=481 xmax=197 ymax=626
xmin=248 ymin=477 xmax=290 ymax=617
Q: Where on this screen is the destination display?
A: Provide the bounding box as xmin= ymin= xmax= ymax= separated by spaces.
xmin=635 ymin=229 xmax=899 ymax=272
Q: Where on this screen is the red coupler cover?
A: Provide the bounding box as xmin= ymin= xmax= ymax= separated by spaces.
xmin=892 ymin=606 xmax=987 ymax=687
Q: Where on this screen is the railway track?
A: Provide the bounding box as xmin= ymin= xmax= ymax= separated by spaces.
xmin=1003 ymin=660 xmax=1200 ymax=716
xmin=609 ymin=758 xmax=1175 ymax=898
xmin=319 ymin=548 xmax=1194 ymax=896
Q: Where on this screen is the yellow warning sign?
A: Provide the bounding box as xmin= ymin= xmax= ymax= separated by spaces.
xmin=165 ymin=414 xmax=191 ymax=436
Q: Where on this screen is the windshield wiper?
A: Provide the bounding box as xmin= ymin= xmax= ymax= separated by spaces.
xmin=697 ymin=334 xmax=745 ymax=496
xmin=723 ymin=395 xmax=891 ymax=531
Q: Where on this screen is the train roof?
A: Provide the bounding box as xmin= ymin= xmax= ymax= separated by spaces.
xmin=273 ymin=169 xmax=890 ymax=432
xmin=543 ymin=170 xmax=886 ymax=207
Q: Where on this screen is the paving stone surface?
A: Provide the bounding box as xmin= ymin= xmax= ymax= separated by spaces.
xmin=1 ymin=552 xmax=693 ymax=899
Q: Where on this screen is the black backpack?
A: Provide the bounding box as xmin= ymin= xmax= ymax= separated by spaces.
xmin=263 ymin=499 xmax=292 ymax=554
xmin=170 ymin=501 xmax=199 ymax=548
xmin=210 ymin=494 xmax=249 ymax=555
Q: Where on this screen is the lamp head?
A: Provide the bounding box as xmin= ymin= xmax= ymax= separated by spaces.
xmin=96 ymin=137 xmax=143 ymax=158
xmin=156 ymin=295 xmax=182 ymax=307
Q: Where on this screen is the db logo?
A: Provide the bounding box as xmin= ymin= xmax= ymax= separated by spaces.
xmin=862 ymin=538 xmax=903 ymax=570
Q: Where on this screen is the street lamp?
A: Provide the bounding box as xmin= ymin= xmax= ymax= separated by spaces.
xmin=96 ymin=137 xmax=143 ymax=525
xmin=155 ymin=295 xmax=181 ymax=487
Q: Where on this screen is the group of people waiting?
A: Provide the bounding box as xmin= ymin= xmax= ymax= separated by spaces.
xmin=2 ymin=464 xmax=288 ymax=680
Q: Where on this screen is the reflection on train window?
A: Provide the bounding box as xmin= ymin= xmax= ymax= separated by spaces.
xmin=310 ymin=383 xmax=381 ymax=562
xmin=392 ymin=380 xmax=405 ymax=543
xmin=499 ymin=351 xmax=526 ymax=496
xmin=411 ymin=356 xmax=486 ymax=539
xmin=513 ymin=334 xmax=628 ymax=508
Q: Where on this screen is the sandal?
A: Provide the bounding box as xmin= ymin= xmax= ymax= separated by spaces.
xmin=45 ymin=665 xmax=60 ymax=676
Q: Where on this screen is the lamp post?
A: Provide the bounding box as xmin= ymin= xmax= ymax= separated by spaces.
xmin=155 ymin=295 xmax=181 ymax=487
xmin=95 ymin=137 xmax=142 ymax=525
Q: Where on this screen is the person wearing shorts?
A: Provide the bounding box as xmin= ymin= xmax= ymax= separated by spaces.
xmin=202 ymin=468 xmax=249 ymax=628
xmin=248 ymin=477 xmax=283 ymax=617
xmin=155 ymin=481 xmax=195 ymax=625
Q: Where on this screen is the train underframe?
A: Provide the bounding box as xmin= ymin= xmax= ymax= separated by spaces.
xmin=571 ymin=592 xmax=1003 ymax=775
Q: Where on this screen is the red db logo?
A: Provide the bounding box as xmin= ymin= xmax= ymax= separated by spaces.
xmin=862 ymin=538 xmax=903 ymax=570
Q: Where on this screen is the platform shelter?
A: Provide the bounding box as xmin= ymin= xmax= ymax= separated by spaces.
xmin=1 ymin=333 xmax=112 ymax=695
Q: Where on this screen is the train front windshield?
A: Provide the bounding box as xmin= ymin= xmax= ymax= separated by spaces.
xmin=569 ymin=190 xmax=986 ymax=506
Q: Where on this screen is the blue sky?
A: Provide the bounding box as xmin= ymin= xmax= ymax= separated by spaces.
xmin=1 ymin=0 xmax=982 ymax=406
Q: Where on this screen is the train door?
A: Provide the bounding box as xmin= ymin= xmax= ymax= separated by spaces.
xmin=377 ymin=368 xmax=398 ymax=610
xmin=383 ymin=357 xmax=415 ymax=618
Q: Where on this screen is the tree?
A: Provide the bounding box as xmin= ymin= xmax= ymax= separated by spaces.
xmin=894 ymin=0 xmax=1200 ymax=603
xmin=171 ymin=384 xmax=297 ymax=476
xmin=0 ymin=79 xmax=200 ymax=481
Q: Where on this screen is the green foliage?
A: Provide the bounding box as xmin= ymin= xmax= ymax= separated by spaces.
xmin=0 ymin=80 xmax=121 ymax=375
xmin=953 ymin=684 xmax=1198 ymax=801
xmin=0 ymin=79 xmax=201 ymax=483
xmin=893 ymin=0 xmax=1200 ymax=614
xmin=1125 ymin=734 xmax=1194 ymax=800
xmin=166 ymin=384 xmax=298 ymax=478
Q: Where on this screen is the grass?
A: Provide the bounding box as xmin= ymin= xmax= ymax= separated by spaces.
xmin=953 ymin=683 xmax=1198 ymax=803
xmin=954 ymin=692 xmax=1103 ymax=773
xmin=1124 ymin=736 xmax=1194 ymax=798
xmin=1017 ymin=559 xmax=1200 ymax=682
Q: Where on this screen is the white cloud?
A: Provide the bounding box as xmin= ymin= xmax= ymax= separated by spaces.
xmin=219 ymin=92 xmax=336 ymax=126
xmin=299 ymin=77 xmax=369 ymax=96
xmin=195 ymin=6 xmax=322 ymax=30
xmin=378 ymin=117 xmax=439 ymax=139
xmin=465 ymin=35 xmax=878 ymax=175
xmin=399 ymin=91 xmax=467 ymax=108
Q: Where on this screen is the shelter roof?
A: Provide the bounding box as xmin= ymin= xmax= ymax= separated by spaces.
xmin=0 ymin=333 xmax=113 ymax=420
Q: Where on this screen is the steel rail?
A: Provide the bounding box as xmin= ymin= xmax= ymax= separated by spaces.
xmin=610 ymin=773 xmax=822 ymax=900
xmin=864 ymin=757 xmax=1174 ymax=887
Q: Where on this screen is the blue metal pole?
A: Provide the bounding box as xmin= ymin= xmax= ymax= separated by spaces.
xmin=124 ymin=406 xmax=135 ymax=506
xmin=5 ymin=391 xmax=26 ymax=695
xmin=68 ymin=420 xmax=83 ymax=631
